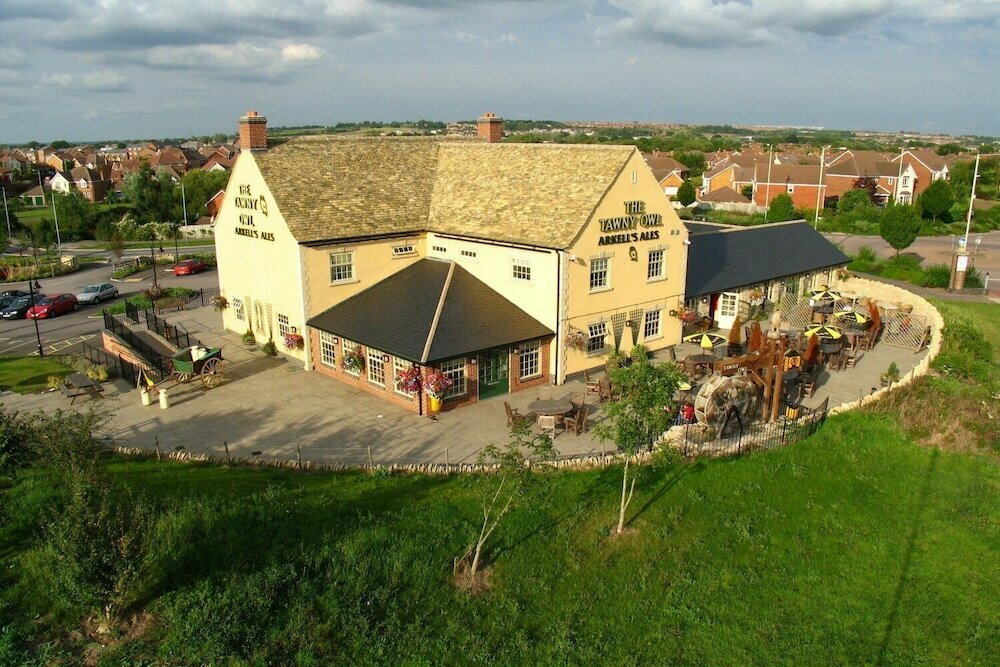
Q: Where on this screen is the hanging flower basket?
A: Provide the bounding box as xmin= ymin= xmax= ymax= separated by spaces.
xmin=341 ymin=346 xmax=365 ymax=373
xmin=210 ymin=295 xmax=229 ymax=311
xmin=283 ymin=332 xmax=304 ymax=350
xmin=677 ymin=307 xmax=701 ymax=325
xmin=747 ymin=288 xmax=765 ymax=307
xmin=423 ymin=370 xmax=453 ymax=400
xmin=396 ymin=366 xmax=422 ymax=393
xmin=564 ymin=330 xmax=587 ymax=352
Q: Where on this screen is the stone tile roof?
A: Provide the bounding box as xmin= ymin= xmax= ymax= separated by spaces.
xmin=754 ymin=163 xmax=823 ymax=184
xmin=254 ymin=137 xmax=635 ymax=247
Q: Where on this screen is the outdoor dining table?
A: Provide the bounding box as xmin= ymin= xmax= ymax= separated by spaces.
xmin=527 ymin=399 xmax=574 ymax=417
xmin=60 ymin=372 xmax=104 ymax=404
xmin=820 ymin=342 xmax=842 ymax=366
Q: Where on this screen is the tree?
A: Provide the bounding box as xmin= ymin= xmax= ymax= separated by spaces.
xmin=123 ymin=164 xmax=177 ymax=223
xmin=109 ymin=233 xmax=126 ymax=258
xmin=593 ymin=358 xmax=683 ymax=535
xmin=767 ymin=193 xmax=796 ymax=222
xmin=879 ymin=204 xmax=921 ymax=258
xmin=853 ymin=176 xmax=879 ymax=204
xmin=676 ymin=180 xmax=696 ymax=206
xmin=180 ymin=169 xmax=229 ymax=222
xmin=838 ymin=188 xmax=875 ymax=214
xmin=457 ymin=424 xmax=556 ymax=588
xmin=918 ymin=180 xmax=955 ymax=222
xmin=674 ymin=151 xmax=706 ymax=177
xmin=53 ymin=191 xmax=95 ymax=240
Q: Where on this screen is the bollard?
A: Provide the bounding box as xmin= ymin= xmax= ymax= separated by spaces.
xmin=159 ymin=387 xmax=170 ymax=409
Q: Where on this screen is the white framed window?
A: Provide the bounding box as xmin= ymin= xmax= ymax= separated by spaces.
xmin=432 ymin=245 xmax=447 ymax=253
xmin=590 ymin=256 xmax=610 ymax=292
xmin=232 ymin=297 xmax=245 ymax=322
xmin=391 ymin=244 xmax=416 ymax=257
xmin=902 ymin=176 xmax=909 ymax=186
xmin=366 ymin=347 xmax=386 ymax=386
xmin=440 ymin=358 xmax=466 ymax=399
xmin=393 ymin=358 xmax=415 ymax=398
xmin=461 ymin=250 xmax=477 ymax=258
xmin=587 ymin=322 xmax=608 ymax=355
xmin=277 ymin=313 xmax=290 ymax=338
xmin=518 ymin=341 xmax=541 ymax=379
xmin=643 ymin=309 xmax=662 ymax=340
xmin=719 ymin=293 xmax=738 ymax=319
xmin=319 ymin=331 xmax=337 ymax=367
xmin=329 ymin=251 xmax=355 ymax=284
xmin=512 ymin=256 xmax=531 ymax=281
xmin=342 ymin=338 xmax=361 ymax=377
xmin=647 ymin=249 xmax=665 ymax=281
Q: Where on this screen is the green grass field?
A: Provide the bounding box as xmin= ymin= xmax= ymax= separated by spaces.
xmin=0 ymin=355 xmax=72 ymax=394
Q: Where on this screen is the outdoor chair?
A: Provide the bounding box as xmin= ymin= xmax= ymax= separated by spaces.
xmin=800 ymin=366 xmax=819 ymax=398
xmin=563 ymin=406 xmax=588 ymax=435
xmin=570 ymin=392 xmax=586 ymax=411
xmin=537 ymin=414 xmax=561 ymax=439
xmin=504 ymin=401 xmax=531 ymax=428
xmin=598 ymin=377 xmax=613 ymax=403
xmin=584 ymin=369 xmax=600 ymax=395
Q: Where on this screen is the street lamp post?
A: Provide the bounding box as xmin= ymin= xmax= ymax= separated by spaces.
xmin=150 ymin=237 xmax=159 ymax=291
xmin=26 ymin=277 xmax=44 ymax=357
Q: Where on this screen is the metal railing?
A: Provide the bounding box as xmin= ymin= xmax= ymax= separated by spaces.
xmin=102 ymin=311 xmax=169 ymax=379
xmin=80 ymin=342 xmax=147 ymax=386
xmin=144 ymin=309 xmax=200 ymax=350
xmin=680 ymin=397 xmax=829 ymax=457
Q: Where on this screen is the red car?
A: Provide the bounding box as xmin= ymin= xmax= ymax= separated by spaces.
xmin=26 ymin=293 xmax=78 ymax=319
xmin=173 ymin=259 xmax=208 ymax=276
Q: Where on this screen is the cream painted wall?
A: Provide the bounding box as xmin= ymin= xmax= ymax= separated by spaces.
xmin=425 ymin=233 xmax=559 ymax=332
xmin=563 ymin=150 xmax=689 ymax=376
xmin=302 ymin=236 xmax=425 ymax=318
xmin=215 ymin=152 xmax=307 ymax=362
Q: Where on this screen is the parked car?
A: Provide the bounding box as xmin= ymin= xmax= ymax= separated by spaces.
xmin=0 ymin=291 xmax=30 ymax=309
xmin=0 ymin=294 xmax=43 ymax=319
xmin=172 ymin=258 xmax=208 ymax=276
xmin=0 ymin=289 xmax=29 ymax=298
xmin=76 ymin=283 xmax=118 ymax=305
xmin=26 ymin=293 xmax=78 ymax=319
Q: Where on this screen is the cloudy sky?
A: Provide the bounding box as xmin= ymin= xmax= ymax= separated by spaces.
xmin=1 ymin=0 xmax=998 ymax=144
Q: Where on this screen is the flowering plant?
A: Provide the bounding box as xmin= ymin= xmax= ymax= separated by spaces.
xmin=210 ymin=295 xmax=228 ymax=311
xmin=747 ymin=288 xmax=765 ymax=307
xmin=678 ymin=307 xmax=701 ymax=325
xmin=423 ymin=370 xmax=453 ymax=399
xmin=341 ymin=346 xmax=365 ymax=373
xmin=396 ymin=366 xmax=422 ymax=393
xmin=564 ymin=330 xmax=587 ymax=352
xmin=284 ymin=332 xmax=304 ymax=350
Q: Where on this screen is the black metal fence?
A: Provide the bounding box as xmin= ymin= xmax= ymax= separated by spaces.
xmin=680 ymin=398 xmax=830 ymax=457
xmin=197 ymin=287 xmax=220 ymax=307
xmin=125 ymin=298 xmax=142 ymax=325
xmin=102 ymin=311 xmax=169 ymax=379
xmin=144 ymin=309 xmax=200 ymax=350
xmin=80 ymin=342 xmax=146 ymax=386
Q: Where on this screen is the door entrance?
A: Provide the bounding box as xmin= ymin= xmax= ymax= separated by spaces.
xmin=478 ymin=348 xmax=509 ymax=400
xmin=716 ymin=292 xmax=740 ymax=330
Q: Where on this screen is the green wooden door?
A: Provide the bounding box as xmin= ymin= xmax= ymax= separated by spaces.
xmin=478 ymin=348 xmax=509 ymax=400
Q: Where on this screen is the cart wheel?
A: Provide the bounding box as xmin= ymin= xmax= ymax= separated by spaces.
xmin=201 ymin=358 xmax=223 ymax=388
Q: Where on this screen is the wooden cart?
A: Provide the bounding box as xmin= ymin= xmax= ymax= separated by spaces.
xmin=167 ymin=346 xmax=224 ymax=388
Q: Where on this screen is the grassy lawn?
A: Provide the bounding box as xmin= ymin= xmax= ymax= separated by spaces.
xmin=932 ymin=300 xmax=1000 ymax=360
xmin=0 ymin=355 xmax=72 ymax=394
xmin=1 ymin=412 xmax=997 ymax=664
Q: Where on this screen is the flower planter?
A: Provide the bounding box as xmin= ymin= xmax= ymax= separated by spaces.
xmin=429 ymin=396 xmax=443 ymax=412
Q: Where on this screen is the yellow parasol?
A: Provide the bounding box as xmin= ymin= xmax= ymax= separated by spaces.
xmin=804 ymin=324 xmax=843 ymax=340
xmin=809 ymin=284 xmax=841 ymax=302
xmin=834 ymin=310 xmax=868 ymax=326
xmin=682 ymin=332 xmax=727 ymax=349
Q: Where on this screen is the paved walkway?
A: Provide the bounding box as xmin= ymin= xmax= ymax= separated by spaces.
xmin=1 ymin=306 xmax=927 ymax=466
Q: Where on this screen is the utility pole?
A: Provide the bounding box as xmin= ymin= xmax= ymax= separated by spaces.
xmin=813 ymin=145 xmax=826 ymax=229
xmin=963 ymin=153 xmax=981 ymax=244
xmin=2 ymin=187 xmax=10 ymax=240
xmin=150 ymin=236 xmax=159 ymax=291
xmin=763 ymin=144 xmax=773 ymax=223
xmin=50 ymin=194 xmax=62 ymax=257
xmin=181 ymin=180 xmax=188 ymax=226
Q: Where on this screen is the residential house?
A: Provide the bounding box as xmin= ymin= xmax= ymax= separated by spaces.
xmin=19 ymin=185 xmax=47 ymax=207
xmin=205 ymin=189 xmax=226 ymax=218
xmin=892 ymin=149 xmax=950 ymax=199
xmin=696 ymin=186 xmax=752 ymax=206
xmin=751 ymin=164 xmax=825 ymax=209
xmin=700 ymin=153 xmax=760 ymax=198
xmin=642 ymin=152 xmax=689 ymax=198
xmin=823 ymin=149 xmax=912 ymax=205
xmin=49 ymin=171 xmax=73 ymax=194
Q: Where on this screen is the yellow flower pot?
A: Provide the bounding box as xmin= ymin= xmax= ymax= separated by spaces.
xmin=429 ymin=396 xmax=442 ymax=413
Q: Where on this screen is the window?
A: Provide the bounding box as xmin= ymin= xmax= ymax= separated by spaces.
xmin=319 ymin=331 xmax=337 ymax=367
xmin=719 ymin=293 xmax=738 ymax=319
xmin=630 ymin=169 xmax=637 ymax=184
xmin=277 ymin=313 xmax=290 ymax=338
xmin=253 ymin=301 xmax=266 ymax=335
xmin=432 ymin=245 xmax=447 ymax=253
xmin=512 ymin=256 xmax=531 ymax=281
xmin=461 ymin=250 xmax=477 ymax=258
xmin=589 ymin=257 xmax=610 ymax=291
xmin=643 ymin=309 xmax=662 ymax=340
xmin=393 ymin=358 xmax=415 ymax=398
xmin=647 ymin=249 xmax=665 ymax=281
xmin=518 ymin=341 xmax=541 ymax=379
xmin=391 ymin=244 xmax=416 ymax=257
xmin=587 ymin=322 xmax=608 ymax=354
xmin=329 ymin=251 xmax=354 ymax=283
xmin=902 ymin=176 xmax=909 ymax=186
xmin=366 ymin=347 xmax=386 ymax=386
xmin=232 ymin=297 xmax=245 ymax=322
xmin=440 ymin=358 xmax=466 ymax=399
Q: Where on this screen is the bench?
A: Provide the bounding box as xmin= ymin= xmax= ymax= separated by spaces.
xmin=59 ymin=379 xmax=104 ymax=404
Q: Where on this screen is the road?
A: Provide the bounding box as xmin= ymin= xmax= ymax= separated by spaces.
xmin=1 ymin=251 xmax=220 ymax=357
xmin=824 ymin=230 xmax=999 ymax=283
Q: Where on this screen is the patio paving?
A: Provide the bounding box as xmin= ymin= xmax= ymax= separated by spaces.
xmin=0 ymin=307 xmax=927 ymax=467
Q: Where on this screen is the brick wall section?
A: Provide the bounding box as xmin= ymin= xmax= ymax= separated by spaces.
xmin=307 ymin=329 xmax=552 ymax=414
xmin=102 ymin=331 xmax=159 ymax=375
xmin=753 ymin=183 xmax=824 ymax=209
xmin=477 ymin=113 xmax=503 ymax=143
xmin=239 ymin=111 xmax=268 ymax=152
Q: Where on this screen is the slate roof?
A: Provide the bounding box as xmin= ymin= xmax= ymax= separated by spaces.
xmin=699 ymin=186 xmax=750 ymax=204
xmin=685 ymin=221 xmax=849 ymax=297
xmin=254 ymin=137 xmax=635 ymax=248
xmin=307 ymin=259 xmax=553 ymax=363
xmin=642 ymin=153 xmax=687 ymax=182
xmin=753 ymin=163 xmax=823 ymax=184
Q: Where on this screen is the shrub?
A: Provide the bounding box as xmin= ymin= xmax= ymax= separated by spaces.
xmin=0 ymin=407 xmax=36 ymax=473
xmin=965 ymin=266 xmax=984 ymax=289
xmin=921 ymin=263 xmax=951 ymax=288
xmin=934 ymin=321 xmax=995 ymax=381
xmin=262 ymin=340 xmax=277 ymax=356
xmin=242 ymin=330 xmax=256 ymax=345
xmin=857 ymin=246 xmax=878 ymax=263
xmin=84 ymin=364 xmax=109 ymax=382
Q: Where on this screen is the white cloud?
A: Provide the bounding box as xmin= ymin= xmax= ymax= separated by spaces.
xmin=281 ymin=43 xmax=323 ymax=62
xmin=39 ymin=73 xmax=73 ymax=87
xmin=451 ymin=29 xmax=521 ymax=48
xmin=83 ymin=109 xmax=98 ymax=120
xmin=80 ymin=69 xmax=128 ymax=92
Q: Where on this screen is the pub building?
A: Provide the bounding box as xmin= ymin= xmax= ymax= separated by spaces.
xmin=215 ymin=112 xmax=689 ymax=414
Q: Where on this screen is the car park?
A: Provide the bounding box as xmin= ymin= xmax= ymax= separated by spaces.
xmin=0 ymin=294 xmax=43 ymax=319
xmin=76 ymin=283 xmax=118 ymax=305
xmin=173 ymin=258 xmax=208 ymax=276
xmin=25 ymin=293 xmax=78 ymax=319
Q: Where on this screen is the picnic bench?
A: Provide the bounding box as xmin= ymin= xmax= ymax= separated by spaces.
xmin=59 ymin=372 xmax=105 ymax=404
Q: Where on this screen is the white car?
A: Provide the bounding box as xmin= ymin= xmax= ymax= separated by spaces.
xmin=76 ymin=283 xmax=118 ymax=305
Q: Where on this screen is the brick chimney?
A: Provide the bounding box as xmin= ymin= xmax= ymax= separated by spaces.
xmin=238 ymin=110 xmax=268 ymax=152
xmin=476 ymin=112 xmax=503 ymax=143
